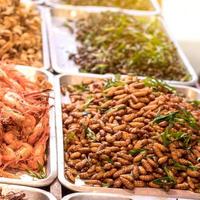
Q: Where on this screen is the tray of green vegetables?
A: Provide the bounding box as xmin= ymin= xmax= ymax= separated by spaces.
xmin=46 ymin=6 xmax=197 ymax=85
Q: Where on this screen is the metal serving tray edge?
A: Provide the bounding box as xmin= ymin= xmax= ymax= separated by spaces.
xmin=55 ymin=73 xmax=200 ymax=200
xmin=38 ymin=6 xmax=51 ymax=70
xmin=47 ymin=6 xmax=197 ymax=86
xmin=44 ymin=0 xmax=161 ymax=16
xmin=62 ymin=192 xmax=192 ymax=200
xmin=0 ymin=183 xmax=56 ymax=200
xmin=0 ymin=66 xmax=57 ymax=187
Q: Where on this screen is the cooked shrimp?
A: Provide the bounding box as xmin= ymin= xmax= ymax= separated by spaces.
xmin=0 ymin=63 xmax=51 ymax=179
xmin=28 ymin=135 xmax=48 ymax=170
xmin=3 ymin=130 xmax=22 ymax=150
xmin=28 ymin=114 xmax=48 ymax=145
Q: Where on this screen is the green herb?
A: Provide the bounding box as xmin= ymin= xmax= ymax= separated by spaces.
xmin=173 ymin=162 xmax=187 ymax=171
xmin=64 ymin=22 xmax=74 ymax=33
xmin=85 ymin=127 xmax=96 ymax=141
xmin=129 ymin=149 xmax=146 ymax=156
xmin=161 ymin=129 xmax=191 ymax=147
xmin=160 ymin=129 xmax=171 ymax=146
xmin=27 ymin=163 xmax=46 ymax=179
xmin=104 ymin=74 xmax=124 ymax=89
xmin=82 ymin=96 xmax=94 ymax=110
xmin=189 ymin=165 xmax=200 ymax=171
xmin=73 ymin=82 xmax=89 ymax=92
xmin=64 ymin=131 xmax=76 ymax=150
xmin=106 ymin=158 xmax=113 ymax=164
xmin=179 ymin=109 xmax=199 ymax=129
xmin=143 ymin=77 xmax=176 ymax=93
xmin=106 ymin=105 xmax=126 ymax=114
xmin=153 ymin=109 xmax=199 ymax=130
xmin=153 ymin=167 xmax=176 ymax=187
xmin=153 ymin=111 xmax=178 ymax=125
xmin=102 ymin=183 xmax=110 ymax=188
xmin=153 ymin=176 xmax=175 ymax=187
xmin=188 ymin=100 xmax=200 ymax=108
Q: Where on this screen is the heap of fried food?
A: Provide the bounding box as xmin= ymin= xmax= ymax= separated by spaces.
xmin=62 ymin=76 xmax=200 ymax=192
xmin=0 ymin=62 xmax=51 ymax=179
xmin=0 ymin=0 xmax=42 ymax=67
xmin=0 ymin=187 xmax=26 ymax=200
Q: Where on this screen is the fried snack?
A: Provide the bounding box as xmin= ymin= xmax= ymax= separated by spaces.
xmin=0 ymin=1 xmax=42 ymax=67
xmin=62 ymin=76 xmax=200 ymax=192
xmin=0 ymin=62 xmax=51 ymax=179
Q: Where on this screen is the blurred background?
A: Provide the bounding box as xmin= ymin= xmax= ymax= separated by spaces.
xmin=161 ymin=0 xmax=200 ymax=74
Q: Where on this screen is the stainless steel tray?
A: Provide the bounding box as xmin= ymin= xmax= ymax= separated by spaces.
xmin=37 ymin=6 xmax=50 ymax=70
xmin=45 ymin=0 xmax=160 ymax=15
xmin=0 ymin=183 xmax=56 ymax=200
xmin=0 ymin=66 xmax=57 ymax=187
xmin=23 ymin=0 xmax=44 ymax=4
xmin=47 ymin=6 xmax=197 ymax=86
xmin=55 ymin=73 xmax=200 ymax=200
xmin=62 ymin=192 xmax=193 ymax=200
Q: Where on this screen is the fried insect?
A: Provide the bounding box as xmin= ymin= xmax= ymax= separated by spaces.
xmin=62 ymin=76 xmax=200 ymax=192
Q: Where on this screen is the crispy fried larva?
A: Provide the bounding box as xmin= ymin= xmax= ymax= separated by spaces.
xmin=62 ymin=77 xmax=200 ymax=192
xmin=120 ymin=176 xmax=134 ymax=190
xmin=139 ymin=175 xmax=155 ymax=181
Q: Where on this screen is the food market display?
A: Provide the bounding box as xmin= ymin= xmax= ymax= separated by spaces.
xmin=61 ymin=76 xmax=200 ymax=192
xmin=68 ymin=12 xmax=189 ymax=81
xmin=0 ymin=0 xmax=199 ymax=198
xmin=0 ymin=188 xmax=26 ymax=200
xmin=0 ymin=62 xmax=51 ymax=179
xmin=62 ymin=0 xmax=154 ymax=10
xmin=0 ymin=0 xmax=43 ymax=67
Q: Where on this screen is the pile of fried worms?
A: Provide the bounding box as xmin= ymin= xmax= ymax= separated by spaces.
xmin=0 ymin=62 xmax=51 ymax=179
xmin=0 ymin=187 xmax=26 ymax=200
xmin=62 ymin=76 xmax=200 ymax=192
xmin=0 ymin=0 xmax=42 ymax=67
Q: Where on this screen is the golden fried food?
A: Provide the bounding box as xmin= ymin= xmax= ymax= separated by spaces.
xmin=0 ymin=1 xmax=42 ymax=67
xmin=62 ymin=76 xmax=200 ymax=192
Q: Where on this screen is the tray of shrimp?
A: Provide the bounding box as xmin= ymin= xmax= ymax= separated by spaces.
xmin=55 ymin=73 xmax=200 ymax=199
xmin=0 ymin=183 xmax=56 ymax=200
xmin=0 ymin=0 xmax=50 ymax=69
xmin=45 ymin=0 xmax=161 ymax=16
xmin=0 ymin=62 xmax=56 ymax=187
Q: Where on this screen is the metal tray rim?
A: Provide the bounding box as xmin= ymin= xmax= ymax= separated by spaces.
xmin=39 ymin=6 xmax=51 ymax=70
xmin=45 ymin=0 xmax=161 ymax=15
xmin=0 ymin=66 xmax=57 ymax=187
xmin=0 ymin=183 xmax=57 ymax=200
xmin=62 ymin=192 xmax=134 ymax=200
xmin=48 ymin=6 xmax=197 ymax=86
xmin=55 ymin=73 xmax=200 ymax=200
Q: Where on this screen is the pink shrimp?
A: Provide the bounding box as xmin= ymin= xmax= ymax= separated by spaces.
xmin=28 ymin=135 xmax=48 ymax=170
xmin=3 ymin=130 xmax=23 ymax=149
xmin=28 ymin=114 xmax=48 ymax=145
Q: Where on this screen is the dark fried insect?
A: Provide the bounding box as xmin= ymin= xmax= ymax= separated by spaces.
xmin=62 ymin=76 xmax=200 ymax=192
